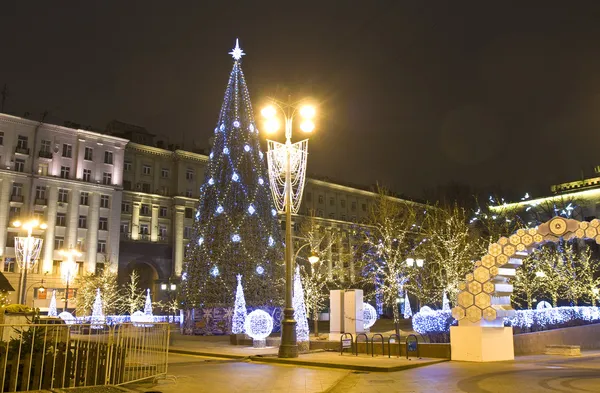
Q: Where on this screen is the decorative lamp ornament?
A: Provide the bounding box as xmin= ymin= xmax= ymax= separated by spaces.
xmin=363 ymin=303 xmax=377 ymax=330
xmin=244 ymin=310 xmax=273 ymax=348
xmin=48 ymin=290 xmax=58 ymax=317
xmin=536 ymin=300 xmax=552 ymax=310
xmin=91 ymin=288 xmax=105 ymax=329
xmin=419 ymin=306 xmax=434 ymax=314
xmin=231 ymin=274 xmax=248 ymax=334
xmin=144 ymin=288 xmax=153 ymax=316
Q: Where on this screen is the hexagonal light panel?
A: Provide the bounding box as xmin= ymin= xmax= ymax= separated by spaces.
xmin=585 ymin=228 xmax=597 ymax=239
xmin=474 ymin=266 xmax=490 ymax=283
xmin=575 ymin=229 xmax=585 ymax=238
xmin=466 ymin=273 xmax=474 ymax=282
xmin=483 ymin=307 xmax=497 ymax=321
xmin=517 ymin=229 xmax=526 ymax=236
xmin=528 ymin=228 xmax=537 ymax=236
xmin=591 ymin=219 xmax=600 ymax=228
xmin=489 ymin=266 xmax=499 ymax=276
xmin=466 ymin=306 xmax=482 ymax=323
xmin=468 ymin=281 xmax=482 ymax=295
xmin=521 ymin=234 xmax=533 ymax=246
xmin=458 ymin=281 xmax=467 ymax=291
xmin=489 ymin=243 xmax=502 ymax=256
xmin=474 ymin=260 xmax=482 ymax=267
xmin=533 ymin=234 xmax=544 ymax=243
xmin=498 ymin=237 xmax=508 ymax=245
xmin=503 ymin=245 xmax=516 ymax=257
xmin=452 ymin=306 xmax=465 ymax=320
xmin=458 ymin=292 xmax=474 ymax=308
xmin=516 ymin=244 xmax=526 ymax=251
xmin=475 ymin=292 xmax=491 ymax=309
xmin=580 ymin=221 xmax=589 ymax=230
xmin=483 ymin=281 xmax=495 ymax=293
xmin=482 ymin=255 xmax=495 ymax=268
xmin=509 ymin=235 xmax=521 ymax=245
xmin=496 ymin=254 xmax=509 ymax=266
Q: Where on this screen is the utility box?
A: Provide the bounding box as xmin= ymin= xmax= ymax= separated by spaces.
xmin=344 ymin=289 xmax=364 ymax=335
xmin=328 ymin=290 xmax=344 ymax=341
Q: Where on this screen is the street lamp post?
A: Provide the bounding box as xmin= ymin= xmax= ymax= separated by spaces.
xmin=263 ymin=98 xmax=315 ymax=358
xmin=13 ymin=219 xmax=47 ymax=305
xmin=160 ymin=279 xmax=178 ymax=319
xmin=59 ymin=248 xmax=82 ymax=312
xmin=405 ymin=257 xmax=425 ymax=314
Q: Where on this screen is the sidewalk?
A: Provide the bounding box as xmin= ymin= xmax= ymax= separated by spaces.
xmin=168 ymin=333 xmax=446 ymax=372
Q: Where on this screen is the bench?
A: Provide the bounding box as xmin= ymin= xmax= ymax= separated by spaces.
xmin=545 ymin=345 xmax=581 ymax=356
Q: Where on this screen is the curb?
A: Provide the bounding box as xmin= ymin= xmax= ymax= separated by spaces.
xmin=169 ymin=348 xmax=248 ymax=360
xmin=248 ymin=356 xmax=448 ymax=372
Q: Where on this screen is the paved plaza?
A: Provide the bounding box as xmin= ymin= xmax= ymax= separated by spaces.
xmin=125 ymin=351 xmax=600 ymax=393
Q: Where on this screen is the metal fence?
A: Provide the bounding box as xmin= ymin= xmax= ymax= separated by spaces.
xmin=0 ymin=321 xmax=170 ymax=392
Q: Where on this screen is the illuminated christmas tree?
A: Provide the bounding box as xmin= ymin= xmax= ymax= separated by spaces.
xmin=182 ymin=40 xmax=283 ymax=309
xmin=403 ymin=292 xmax=413 ymax=319
xmin=48 ymin=290 xmax=57 ymax=317
xmin=293 ymin=266 xmax=309 ymax=343
xmin=144 ymin=288 xmax=153 ymax=316
xmin=231 ymin=274 xmax=247 ymax=334
xmin=442 ymin=291 xmax=450 ymax=311
xmin=91 ymin=288 xmax=105 ymax=328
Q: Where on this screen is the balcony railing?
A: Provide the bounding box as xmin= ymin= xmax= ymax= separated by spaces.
xmin=35 ymin=198 xmax=47 ymax=205
xmin=120 ymin=233 xmax=170 ymax=243
xmin=15 ymin=146 xmax=30 ymax=155
xmin=10 ymin=194 xmax=24 ymax=202
xmin=38 ymin=150 xmax=53 ymax=159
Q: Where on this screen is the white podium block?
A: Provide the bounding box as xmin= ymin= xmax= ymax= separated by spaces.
xmin=328 ymin=290 xmax=344 ymax=341
xmin=450 ymin=326 xmax=514 ymax=362
xmin=344 ymin=289 xmax=364 ymax=335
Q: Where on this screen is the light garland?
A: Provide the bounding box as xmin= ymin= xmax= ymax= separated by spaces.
xmin=363 ymin=303 xmax=377 ymax=329
xmin=244 ymin=309 xmax=273 ymax=340
xmin=231 ymin=274 xmax=247 ymax=334
xmin=293 ymin=266 xmax=309 ymax=342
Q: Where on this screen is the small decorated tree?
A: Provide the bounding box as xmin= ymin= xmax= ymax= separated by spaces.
xmin=121 ymin=271 xmax=145 ymax=315
xmin=48 ymin=290 xmax=57 ymax=317
xmin=403 ymin=292 xmax=413 ymax=319
xmin=231 ymin=274 xmax=247 ymax=334
xmin=91 ymin=289 xmax=105 ymax=328
xmin=293 ymin=266 xmax=310 ymax=348
xmin=144 ymin=289 xmax=153 ymax=316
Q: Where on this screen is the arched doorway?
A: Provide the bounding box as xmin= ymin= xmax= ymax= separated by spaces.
xmin=125 ymin=261 xmax=159 ymax=295
xmin=451 ymin=217 xmax=599 ymax=361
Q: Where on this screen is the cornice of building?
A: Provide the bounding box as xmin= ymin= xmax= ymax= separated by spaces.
xmin=306 ymin=178 xmax=422 ymax=206
xmin=174 ymin=149 xmax=209 ymax=163
xmin=127 ymin=142 xmax=173 ymax=158
xmin=550 ymin=177 xmax=600 ymax=194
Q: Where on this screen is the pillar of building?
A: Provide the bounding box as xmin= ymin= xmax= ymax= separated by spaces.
xmin=0 ymin=179 xmax=11 ymax=256
xmin=66 ymin=190 xmax=79 ymax=249
xmin=174 ymin=205 xmax=185 ymax=277
xmin=42 ymin=186 xmax=58 ymax=273
xmin=326 ymin=228 xmax=333 ymax=279
xmin=348 ymin=233 xmax=355 ymax=282
xmin=85 ymin=192 xmax=100 ymax=273
xmin=151 ymin=204 xmax=159 ymax=242
xmin=131 ymin=201 xmax=140 ymax=240
xmin=337 ymin=230 xmax=345 ymax=283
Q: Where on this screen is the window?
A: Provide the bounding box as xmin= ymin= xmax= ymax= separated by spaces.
xmin=60 ymin=166 xmax=70 ymax=179
xmin=95 ymin=263 xmax=104 ymax=275
xmin=185 ymin=208 xmax=193 ymax=218
xmin=341 ymin=214 xmax=347 ymax=221
xmin=341 ymin=199 xmax=346 ymax=208
xmin=124 ymin=161 xmax=132 ymax=171
xmin=98 ymin=217 xmax=108 ymax=231
xmin=102 ymin=172 xmax=112 ymax=185
xmin=351 ymin=201 xmax=356 ymax=211
xmin=317 ymin=209 xmax=323 ymax=218
xmin=185 ymin=189 xmax=193 ymax=198
xmin=186 ymin=169 xmax=194 ymax=181
xmin=183 ymin=227 xmax=193 ymax=239
xmin=142 ymin=165 xmax=151 ymax=175
xmin=78 ymin=215 xmax=87 ymax=229
xmin=120 ymin=222 xmax=129 ymax=234
xmin=330 ymin=197 xmax=335 ymax=206
xmin=0 ymin=132 xmax=4 ymax=145
xmin=123 ymin=180 xmax=132 ymax=190
xmin=318 ymin=195 xmax=324 ymax=204
xmin=97 ymin=241 xmax=106 ymax=253
xmin=56 ymin=213 xmax=66 ymax=226
xmin=83 ymin=169 xmax=91 ymax=182
xmin=121 ymin=202 xmax=131 ymax=213
xmin=80 ymin=192 xmax=89 ymax=205
xmin=35 ymin=186 xmax=46 ymax=200
xmin=6 ymin=233 xmax=16 ymax=247
xmin=84 ymin=147 xmax=93 ymax=161
xmin=100 ymin=195 xmax=110 ymax=208
xmin=362 ymin=203 xmax=367 ymax=212
xmin=14 ymin=159 xmax=25 ymax=172
xmin=161 ymin=168 xmax=170 ymax=178
xmin=38 ymin=163 xmax=48 ymax=176
xmin=55 ymin=236 xmax=64 ymax=250
xmin=33 ymin=210 xmax=44 ymax=221
xmin=9 ymin=206 xmax=21 ymax=220
xmin=76 ymin=239 xmax=86 ymax=251
xmin=329 ymin=213 xmax=335 ymax=219
xmin=104 ymin=151 xmax=113 ymax=164
xmin=351 ymin=216 xmax=357 ymax=222
xmin=12 ymin=183 xmax=22 ymax=197
xmin=58 ymin=189 xmax=68 ymax=203
xmin=40 ymin=139 xmax=51 ymax=153
xmin=17 ymin=135 xmax=28 ymax=149
xmin=140 ymin=224 xmax=149 ymax=235
xmin=62 ymin=144 xmax=72 ymax=158
xmin=159 ymin=225 xmax=167 ymax=238
xmin=159 ymin=206 xmax=167 ymax=217
xmin=140 ymin=204 xmax=150 ymax=215
xmin=3 ymin=258 xmax=15 ymax=273
xmin=141 ymin=183 xmax=150 ymax=193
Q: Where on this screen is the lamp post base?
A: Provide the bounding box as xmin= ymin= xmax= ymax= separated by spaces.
xmin=278 ymin=307 xmax=298 ymax=358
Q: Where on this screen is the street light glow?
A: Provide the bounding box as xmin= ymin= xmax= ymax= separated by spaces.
xmin=261 ymin=105 xmax=277 ymax=119
xmin=308 ymin=251 xmax=320 ymax=264
xmin=299 ymin=105 xmax=316 ymax=119
xmin=264 ymin=118 xmax=280 ymax=133
xmin=12 ymin=220 xmax=21 ymax=228
xmin=300 ymin=120 xmax=315 ymax=133
xmin=406 ymin=258 xmax=415 ymax=267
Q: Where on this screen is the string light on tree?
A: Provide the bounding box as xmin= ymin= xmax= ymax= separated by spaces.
xmin=293 ymin=266 xmax=310 ymax=346
xmin=231 ymin=274 xmax=248 ymax=334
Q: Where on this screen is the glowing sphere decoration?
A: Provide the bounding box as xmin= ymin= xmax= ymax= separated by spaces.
xmin=363 ymin=303 xmax=378 ymax=329
xmin=537 ymin=301 xmax=552 ymax=310
xmin=419 ymin=306 xmax=434 ymax=314
xmin=244 ymin=310 xmax=273 ymax=341
xmin=58 ymin=311 xmax=76 ymax=325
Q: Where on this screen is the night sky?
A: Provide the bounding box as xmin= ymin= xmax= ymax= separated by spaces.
xmin=2 ymin=1 xmax=600 ymax=201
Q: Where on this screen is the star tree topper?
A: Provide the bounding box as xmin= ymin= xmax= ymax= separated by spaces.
xmin=229 ymin=39 xmax=245 ymax=60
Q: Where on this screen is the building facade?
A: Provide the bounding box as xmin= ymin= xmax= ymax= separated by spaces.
xmin=0 ymin=114 xmax=127 ymax=307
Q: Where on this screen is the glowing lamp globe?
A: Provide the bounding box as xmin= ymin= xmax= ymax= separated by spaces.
xmin=244 ymin=310 xmax=273 ymax=341
xmin=363 ymin=303 xmax=378 ymax=330
xmin=299 ymin=105 xmax=316 ymax=119
xmin=419 ymin=306 xmax=434 ymax=314
xmin=300 ymin=120 xmax=314 ymax=133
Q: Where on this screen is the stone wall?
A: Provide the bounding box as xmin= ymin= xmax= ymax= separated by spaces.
xmin=514 ymin=323 xmax=600 ymax=355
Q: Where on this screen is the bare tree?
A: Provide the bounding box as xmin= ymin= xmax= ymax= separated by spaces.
xmin=121 ymin=270 xmax=145 ymax=315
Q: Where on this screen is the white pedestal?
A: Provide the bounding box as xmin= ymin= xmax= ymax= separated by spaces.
xmin=344 ymin=289 xmax=364 ymax=335
xmin=450 ymin=326 xmax=514 ymax=362
xmin=329 ymin=290 xmax=344 ymax=341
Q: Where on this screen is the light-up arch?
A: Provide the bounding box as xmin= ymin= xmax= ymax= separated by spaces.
xmin=452 ymin=216 xmax=600 ymax=325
